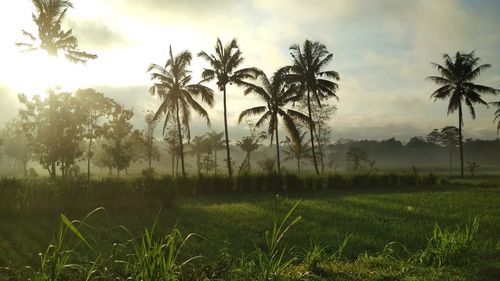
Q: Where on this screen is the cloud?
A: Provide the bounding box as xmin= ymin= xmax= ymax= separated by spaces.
xmin=68 ymin=19 xmax=129 ymax=50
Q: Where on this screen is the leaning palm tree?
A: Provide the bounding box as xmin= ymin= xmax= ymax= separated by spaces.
xmin=198 ymin=38 xmax=259 ymax=178
xmin=206 ymin=131 xmax=225 ymax=175
xmin=148 ymin=46 xmax=214 ymax=177
xmin=427 ymin=51 xmax=498 ymax=177
xmin=286 ymin=40 xmax=340 ymax=174
xmin=491 ymin=101 xmax=500 ymax=134
xmin=238 ymin=69 xmax=309 ymax=174
xmin=17 ymin=0 xmax=97 ymax=63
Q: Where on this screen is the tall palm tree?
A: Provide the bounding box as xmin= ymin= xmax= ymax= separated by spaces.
xmin=198 ymin=38 xmax=259 ymax=178
xmin=206 ymin=131 xmax=225 ymax=175
xmin=491 ymin=101 xmax=500 ymax=134
xmin=238 ymin=69 xmax=309 ymax=174
xmin=148 ymin=46 xmax=214 ymax=177
xmin=427 ymin=51 xmax=498 ymax=177
xmin=17 ymin=0 xmax=97 ymax=63
xmin=286 ymin=40 xmax=340 ymax=174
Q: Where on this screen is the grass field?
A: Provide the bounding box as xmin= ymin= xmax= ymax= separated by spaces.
xmin=0 ymin=177 xmax=499 ymax=280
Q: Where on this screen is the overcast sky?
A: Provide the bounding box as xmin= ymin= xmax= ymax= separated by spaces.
xmin=1 ymin=0 xmax=499 ymax=142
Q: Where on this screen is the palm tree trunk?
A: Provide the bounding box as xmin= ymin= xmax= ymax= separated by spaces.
xmin=275 ymin=118 xmax=281 ymax=174
xmin=171 ymin=153 xmax=175 ymax=176
xmin=307 ymin=90 xmax=320 ymax=174
xmin=248 ymin=152 xmax=251 ymax=173
xmin=176 ymin=102 xmax=186 ymax=177
xmin=223 ymin=86 xmax=232 ymax=178
xmin=214 ymin=148 xmax=217 ymax=175
xmin=87 ymin=135 xmax=93 ymax=182
xmin=458 ymin=103 xmax=464 ymax=178
xmin=297 ymin=157 xmax=300 ymax=173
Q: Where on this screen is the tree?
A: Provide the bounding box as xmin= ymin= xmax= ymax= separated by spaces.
xmin=1 ymin=119 xmax=32 ymax=177
xmin=427 ymin=126 xmax=460 ymax=175
xmin=297 ymin=101 xmax=336 ymax=173
xmin=141 ymin=111 xmax=160 ymax=170
xmin=198 ymin=38 xmax=259 ymax=178
xmin=239 ymin=69 xmax=308 ymax=174
xmin=149 ymin=46 xmax=214 ymax=177
xmin=286 ymin=40 xmax=340 ymax=174
xmin=345 ymin=147 xmax=369 ymax=172
xmin=282 ymin=131 xmax=311 ymax=173
xmin=164 ymin=123 xmax=181 ymax=176
xmin=206 ymin=131 xmax=224 ymax=175
xmin=74 ymin=88 xmax=114 ymax=181
xmin=492 ymin=101 xmax=500 ymax=134
xmin=19 ymin=90 xmax=84 ymax=178
xmin=101 ymin=105 xmax=135 ymax=178
xmin=188 ymin=135 xmax=210 ymax=175
xmin=427 ymin=51 xmax=498 ymax=177
xmin=236 ymin=131 xmax=266 ymax=174
xmin=17 ymin=0 xmax=97 ymax=63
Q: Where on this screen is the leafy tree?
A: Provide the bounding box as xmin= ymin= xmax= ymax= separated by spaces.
xmin=74 ymin=88 xmax=114 ymax=181
xmin=19 ymin=90 xmax=84 ymax=178
xmin=164 ymin=122 xmax=181 ymax=176
xmin=427 ymin=51 xmax=498 ymax=177
xmin=101 ymin=105 xmax=135 ymax=178
xmin=206 ymin=131 xmax=224 ymax=175
xmin=286 ymin=40 xmax=340 ymax=174
xmin=140 ymin=111 xmax=160 ymax=170
xmin=1 ymin=119 xmax=32 ymax=177
xmin=198 ymin=38 xmax=260 ymax=178
xmin=297 ymin=102 xmax=336 ymax=173
xmin=149 ymin=46 xmax=214 ymax=177
xmin=17 ymin=0 xmax=96 ymax=63
xmin=282 ymin=131 xmax=311 ymax=173
xmin=427 ymin=126 xmax=460 ymax=175
xmin=345 ymin=147 xmax=369 ymax=172
xmin=239 ymin=69 xmax=308 ymax=174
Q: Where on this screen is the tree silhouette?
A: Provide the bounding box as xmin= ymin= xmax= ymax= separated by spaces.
xmin=238 ymin=69 xmax=308 ymax=174
xmin=188 ymin=135 xmax=210 ymax=175
xmin=427 ymin=51 xmax=498 ymax=177
xmin=206 ymin=131 xmax=225 ymax=175
xmin=75 ymin=88 xmax=114 ymax=181
xmin=149 ymin=46 xmax=214 ymax=177
xmin=17 ymin=0 xmax=97 ymax=63
xmin=236 ymin=132 xmax=265 ymax=174
xmin=285 ymin=40 xmax=339 ymax=174
xmin=492 ymin=101 xmax=500 ymax=134
xmin=282 ymin=131 xmax=311 ymax=173
xmin=198 ymin=38 xmax=259 ymax=178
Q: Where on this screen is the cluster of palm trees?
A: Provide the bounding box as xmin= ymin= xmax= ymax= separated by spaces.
xmin=149 ymin=38 xmax=340 ymax=177
xmin=17 ymin=0 xmax=500 ymax=179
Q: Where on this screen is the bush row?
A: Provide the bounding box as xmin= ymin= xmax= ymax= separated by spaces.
xmin=0 ymin=173 xmax=441 ymax=215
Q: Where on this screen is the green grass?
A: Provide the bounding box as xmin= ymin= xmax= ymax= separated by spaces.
xmin=0 ymin=178 xmax=499 ymax=280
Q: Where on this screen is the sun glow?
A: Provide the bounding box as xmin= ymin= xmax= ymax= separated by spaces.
xmin=5 ymin=49 xmax=87 ymax=99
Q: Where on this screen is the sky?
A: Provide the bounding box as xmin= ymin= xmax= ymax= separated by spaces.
xmin=0 ymin=0 xmax=499 ymax=142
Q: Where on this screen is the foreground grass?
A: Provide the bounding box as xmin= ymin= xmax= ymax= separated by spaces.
xmin=0 ymin=181 xmax=499 ymax=280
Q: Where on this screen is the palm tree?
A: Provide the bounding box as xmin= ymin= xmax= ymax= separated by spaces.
xmin=492 ymin=101 xmax=500 ymax=134
xmin=17 ymin=0 xmax=97 ymax=63
xmin=206 ymin=131 xmax=225 ymax=175
xmin=282 ymin=132 xmax=311 ymax=173
xmin=188 ymin=135 xmax=210 ymax=175
xmin=427 ymin=51 xmax=498 ymax=177
xmin=286 ymin=40 xmax=340 ymax=174
xmin=198 ymin=38 xmax=259 ymax=178
xmin=148 ymin=46 xmax=214 ymax=177
xmin=238 ymin=69 xmax=309 ymax=174
xmin=236 ymin=133 xmax=265 ymax=174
